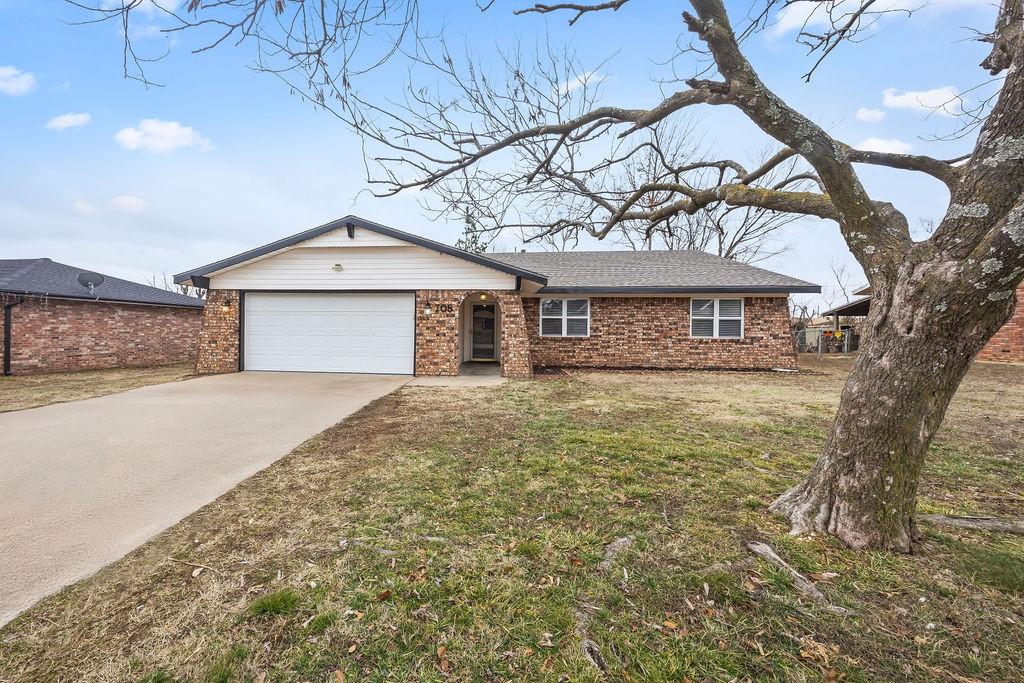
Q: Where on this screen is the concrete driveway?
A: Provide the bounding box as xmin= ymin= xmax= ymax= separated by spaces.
xmin=0 ymin=371 xmax=409 ymax=626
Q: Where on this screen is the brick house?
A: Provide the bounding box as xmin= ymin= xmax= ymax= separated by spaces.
xmin=1 ymin=259 xmax=204 ymax=376
xmin=174 ymin=216 xmax=818 ymax=378
xmin=824 ymin=284 xmax=1024 ymax=364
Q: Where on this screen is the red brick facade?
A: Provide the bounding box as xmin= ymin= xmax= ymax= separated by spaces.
xmin=523 ymin=296 xmax=797 ymax=370
xmin=193 ymin=290 xmax=803 ymax=376
xmin=977 ymin=283 xmax=1024 ymax=363
xmin=414 ymin=289 xmax=532 ymax=378
xmin=1 ymin=294 xmax=201 ymax=375
xmin=195 ymin=289 xmax=240 ymax=374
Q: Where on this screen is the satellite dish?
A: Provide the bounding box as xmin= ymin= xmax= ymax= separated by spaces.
xmin=77 ymin=271 xmax=105 ymax=295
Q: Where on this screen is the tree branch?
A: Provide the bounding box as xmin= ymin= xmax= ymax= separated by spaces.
xmin=513 ymin=0 xmax=631 ymax=25
xmin=846 ymin=148 xmax=966 ymax=188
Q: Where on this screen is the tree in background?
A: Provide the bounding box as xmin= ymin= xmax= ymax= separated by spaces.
xmin=82 ymin=0 xmax=1024 ymax=552
xmin=611 ymin=125 xmax=800 ymax=261
xmin=147 ymin=273 xmax=206 ymax=300
xmin=454 ymin=211 xmax=488 ymax=254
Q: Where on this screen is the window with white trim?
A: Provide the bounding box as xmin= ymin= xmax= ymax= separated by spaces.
xmin=690 ymin=298 xmax=744 ymax=338
xmin=540 ymin=298 xmax=590 ymax=337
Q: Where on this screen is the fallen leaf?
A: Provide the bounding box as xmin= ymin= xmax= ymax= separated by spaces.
xmin=375 ymin=590 xmax=392 ymax=602
xmin=333 ymin=671 xmax=345 ymax=683
xmin=348 ymin=643 xmax=358 ymax=653
xmin=541 ymin=655 xmax=553 ymax=672
xmin=191 ymin=567 xmax=203 ymax=578
xmin=663 ymin=620 xmax=678 ymax=629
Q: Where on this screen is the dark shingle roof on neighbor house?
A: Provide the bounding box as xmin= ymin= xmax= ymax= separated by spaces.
xmin=176 ymin=215 xmax=820 ymax=294
xmin=488 ymin=250 xmax=820 ymax=294
xmin=0 ymin=258 xmax=204 ymax=308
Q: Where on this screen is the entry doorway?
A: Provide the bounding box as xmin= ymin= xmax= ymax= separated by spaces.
xmin=470 ymin=303 xmax=497 ymax=361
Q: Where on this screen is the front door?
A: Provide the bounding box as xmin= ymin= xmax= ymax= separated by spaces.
xmin=471 ymin=304 xmax=496 ymax=361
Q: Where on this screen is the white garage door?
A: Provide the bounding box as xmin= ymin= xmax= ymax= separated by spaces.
xmin=244 ymin=292 xmax=415 ymax=374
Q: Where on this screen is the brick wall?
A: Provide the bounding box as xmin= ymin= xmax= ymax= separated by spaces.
xmin=195 ymin=289 xmax=240 ymax=374
xmin=191 ymin=290 xmax=801 ymax=377
xmin=414 ymin=289 xmax=532 ymax=378
xmin=977 ymin=283 xmax=1024 ymax=363
xmin=522 ymin=296 xmax=797 ymax=371
xmin=1 ymin=294 xmax=201 ymax=375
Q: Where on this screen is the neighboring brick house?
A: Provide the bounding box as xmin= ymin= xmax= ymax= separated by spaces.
xmin=824 ymin=283 xmax=1024 ymax=364
xmin=1 ymin=259 xmax=204 ymax=376
xmin=976 ymin=282 xmax=1024 ymax=363
xmin=174 ymin=215 xmax=818 ymax=378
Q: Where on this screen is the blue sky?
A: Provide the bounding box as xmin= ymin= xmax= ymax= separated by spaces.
xmin=0 ymin=0 xmax=1000 ymax=308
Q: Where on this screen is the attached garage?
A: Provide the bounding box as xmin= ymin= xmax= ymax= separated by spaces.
xmin=243 ymin=292 xmax=415 ymax=374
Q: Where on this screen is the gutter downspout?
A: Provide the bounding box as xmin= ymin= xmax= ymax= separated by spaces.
xmin=4 ymin=296 xmax=26 ymax=376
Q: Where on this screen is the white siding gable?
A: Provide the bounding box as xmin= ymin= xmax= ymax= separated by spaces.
xmin=209 ymin=245 xmax=517 ymax=291
xmin=300 ymin=226 xmax=411 ymax=248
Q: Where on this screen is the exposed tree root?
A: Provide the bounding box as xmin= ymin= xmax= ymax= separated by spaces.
xmin=746 ymin=542 xmax=852 ymax=616
xmin=574 ymin=607 xmax=608 ymax=675
xmin=598 ymin=536 xmax=634 ymax=574
xmin=770 ymin=481 xmax=914 ymax=553
xmin=919 ymin=514 xmax=1024 ymax=536
xmin=569 ymin=536 xmax=636 ymax=676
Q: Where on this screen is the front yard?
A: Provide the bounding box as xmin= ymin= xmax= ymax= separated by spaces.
xmin=1 ymin=357 xmax=1022 ymax=682
xmin=0 ymin=363 xmax=195 ymax=413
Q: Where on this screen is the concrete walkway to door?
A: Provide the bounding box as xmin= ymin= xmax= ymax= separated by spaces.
xmin=0 ymin=371 xmax=409 ymax=626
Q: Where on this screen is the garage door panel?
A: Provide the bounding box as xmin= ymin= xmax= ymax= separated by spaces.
xmin=244 ymin=293 xmax=414 ymax=374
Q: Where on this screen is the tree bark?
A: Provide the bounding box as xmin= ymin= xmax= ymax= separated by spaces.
xmin=771 ymin=274 xmax=1017 ymax=552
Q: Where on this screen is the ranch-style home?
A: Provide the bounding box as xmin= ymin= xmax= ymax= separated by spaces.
xmin=174 ymin=216 xmax=820 ymax=378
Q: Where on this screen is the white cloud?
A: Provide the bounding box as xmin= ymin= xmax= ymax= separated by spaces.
xmin=773 ymin=2 xmax=828 ymax=35
xmin=0 ymin=66 xmax=37 ymax=96
xmin=72 ymin=201 xmax=96 ymax=216
xmin=856 ymin=137 xmax=913 ymax=154
xmin=45 ymin=112 xmax=92 ymax=131
xmin=855 ymin=107 xmax=886 ymax=123
xmin=882 ymin=86 xmax=964 ymax=117
xmin=108 ymin=195 xmax=149 ymax=212
xmin=114 ymin=119 xmax=211 ymax=153
xmin=557 ymin=71 xmax=607 ymax=96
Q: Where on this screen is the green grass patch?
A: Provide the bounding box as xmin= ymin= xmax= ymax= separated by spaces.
xmin=247 ymin=589 xmax=301 ymax=617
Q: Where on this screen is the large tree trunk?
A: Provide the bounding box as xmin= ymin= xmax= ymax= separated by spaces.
xmin=771 ymin=275 xmax=1017 ymax=552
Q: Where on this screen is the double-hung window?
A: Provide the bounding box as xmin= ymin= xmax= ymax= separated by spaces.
xmin=540 ymin=298 xmax=590 ymax=337
xmin=690 ymin=298 xmax=743 ymax=338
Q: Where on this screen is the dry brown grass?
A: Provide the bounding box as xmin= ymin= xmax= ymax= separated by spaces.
xmin=0 ymin=363 xmax=195 ymax=412
xmin=0 ymin=356 xmax=1022 ymax=682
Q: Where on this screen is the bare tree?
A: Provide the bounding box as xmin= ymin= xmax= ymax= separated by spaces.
xmin=610 ymin=127 xmax=800 ymax=261
xmin=80 ymin=0 xmax=1024 ymax=552
xmin=147 ymin=272 xmax=207 ymax=300
xmin=819 ymin=260 xmax=856 ymax=312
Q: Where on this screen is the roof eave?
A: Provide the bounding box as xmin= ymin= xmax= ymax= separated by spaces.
xmin=536 ymin=285 xmax=822 ymax=295
xmin=174 ymin=216 xmax=549 ymax=286
xmin=0 ymin=289 xmax=205 ymax=309
xmin=822 ymin=296 xmax=872 ymax=317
